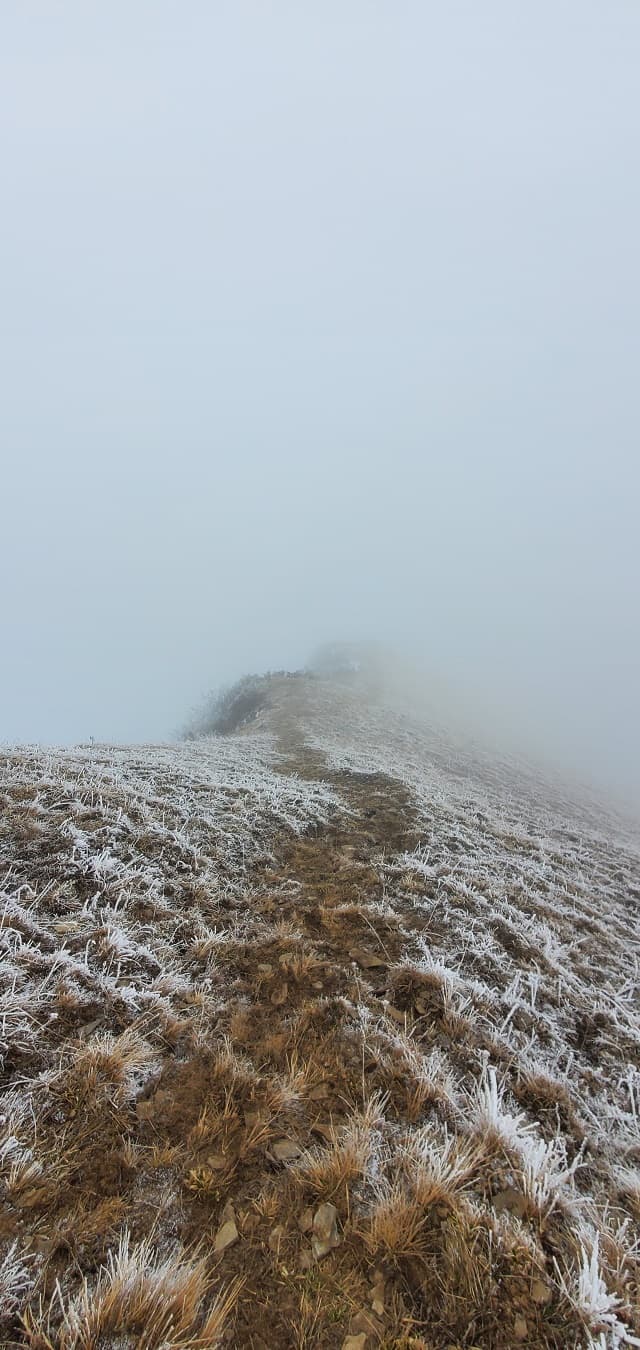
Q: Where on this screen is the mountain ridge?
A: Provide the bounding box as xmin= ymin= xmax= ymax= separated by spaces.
xmin=1 ymin=673 xmax=639 ymax=1348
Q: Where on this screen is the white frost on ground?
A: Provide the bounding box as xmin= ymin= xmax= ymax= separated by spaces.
xmin=2 ymin=678 xmax=640 ymax=1346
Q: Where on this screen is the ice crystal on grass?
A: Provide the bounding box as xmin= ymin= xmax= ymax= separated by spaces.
xmin=474 ymin=1065 xmax=536 ymax=1146
xmin=26 ymin=1230 xmax=240 ymax=1348
xmin=0 ymin=1241 xmax=32 ymax=1315
xmin=520 ymin=1134 xmax=584 ymax=1214
xmin=557 ymin=1234 xmax=640 ymax=1348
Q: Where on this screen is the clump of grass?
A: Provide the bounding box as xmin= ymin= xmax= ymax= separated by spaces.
xmin=279 ymin=947 xmax=325 ymax=982
xmin=211 ymin=1035 xmax=258 ymax=1087
xmin=187 ymin=1092 xmax=237 ymax=1150
xmin=388 ymin=959 xmax=452 ymax=1017
xmin=401 ymin=1125 xmax=481 ymax=1207
xmin=379 ymin=1030 xmax=458 ymax=1123
xmin=294 ymin=1094 xmax=386 ymax=1198
xmin=263 ymin=1051 xmax=314 ymax=1112
xmin=471 ymin=1064 xmax=536 ymax=1156
xmin=513 ymin=1064 xmax=578 ymax=1133
xmin=49 ymin=1196 xmax=129 ymax=1257
xmin=361 ymin=1179 xmax=429 ymax=1257
xmin=148 ymin=1142 xmax=185 ymax=1169
xmin=518 ymin=1134 xmax=583 ymax=1220
xmin=555 ymin=1232 xmax=639 ymax=1348
xmin=67 ymin=1026 xmax=160 ymax=1106
xmin=183 ymin=1165 xmax=231 ymax=1199
xmin=21 ymin=1231 xmax=242 ymax=1348
xmin=437 ymin=1201 xmax=497 ymax=1318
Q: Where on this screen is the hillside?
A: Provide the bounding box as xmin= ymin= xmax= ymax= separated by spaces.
xmin=1 ymin=673 xmax=639 ymax=1349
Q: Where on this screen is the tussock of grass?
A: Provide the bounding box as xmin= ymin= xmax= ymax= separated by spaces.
xmin=361 ymin=1179 xmax=428 ymax=1257
xmin=20 ymin=1233 xmax=241 ymax=1348
xmin=294 ymin=1095 xmax=386 ymax=1199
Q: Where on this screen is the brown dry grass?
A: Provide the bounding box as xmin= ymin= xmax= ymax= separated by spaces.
xmin=1 ymin=674 xmax=639 ymax=1348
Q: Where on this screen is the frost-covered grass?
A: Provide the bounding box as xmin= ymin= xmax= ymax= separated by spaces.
xmin=1 ymin=674 xmax=640 ymax=1347
xmin=0 ymin=737 xmax=338 ymax=1050
xmin=0 ymin=726 xmax=342 ymax=1342
xmin=296 ymin=677 xmax=640 ymax=1344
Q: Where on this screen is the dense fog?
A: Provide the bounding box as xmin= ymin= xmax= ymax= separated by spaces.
xmin=2 ymin=2 xmax=639 ymax=806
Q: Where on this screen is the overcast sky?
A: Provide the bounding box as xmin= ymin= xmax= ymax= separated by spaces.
xmin=1 ymin=3 xmax=639 ymax=803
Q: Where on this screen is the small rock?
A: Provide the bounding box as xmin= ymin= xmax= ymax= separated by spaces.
xmin=213 ymin=1218 xmax=238 ymax=1253
xmin=257 ymin=962 xmax=273 ymax=975
xmin=350 ymin=949 xmax=387 ymax=969
xmin=268 ymin=1224 xmax=285 ymax=1253
xmin=308 ymin=1082 xmax=329 ymax=1100
xmin=342 ymin=1336 xmax=367 ymax=1350
xmin=312 ymin=1202 xmax=340 ymax=1259
xmin=270 ymin=1138 xmax=303 ymax=1162
xmin=270 ymin=983 xmax=288 ymax=1007
xmin=205 ymin=1152 xmax=229 ymax=1171
xmin=514 ymin=1316 xmax=528 ymax=1341
xmin=370 ymin=1271 xmax=385 ymax=1317
xmin=298 ymin=1207 xmax=314 ymax=1233
xmin=531 ymin=1278 xmax=552 ymax=1305
xmin=77 ymin=1017 xmax=103 ymax=1038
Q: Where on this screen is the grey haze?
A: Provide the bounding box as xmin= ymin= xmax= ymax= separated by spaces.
xmin=1 ymin=2 xmax=639 ymax=806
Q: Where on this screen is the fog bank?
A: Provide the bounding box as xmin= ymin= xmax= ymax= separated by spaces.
xmin=1 ymin=3 xmax=639 ymax=807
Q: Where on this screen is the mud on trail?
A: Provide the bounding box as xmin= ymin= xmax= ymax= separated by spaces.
xmin=1 ymin=674 xmax=640 ymax=1349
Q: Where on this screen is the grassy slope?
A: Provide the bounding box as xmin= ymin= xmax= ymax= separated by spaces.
xmin=1 ymin=674 xmax=639 ymax=1349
